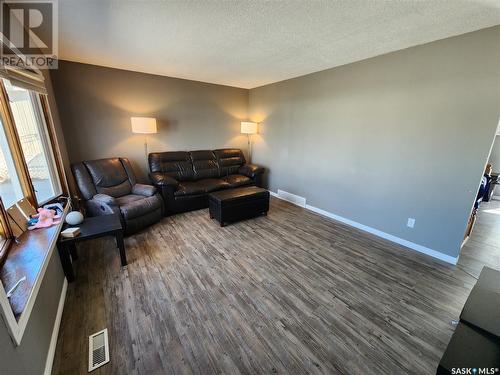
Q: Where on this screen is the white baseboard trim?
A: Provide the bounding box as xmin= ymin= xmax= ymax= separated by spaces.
xmin=44 ymin=278 xmax=68 ymax=375
xmin=269 ymin=190 xmax=458 ymax=265
xmin=276 ymin=189 xmax=306 ymax=207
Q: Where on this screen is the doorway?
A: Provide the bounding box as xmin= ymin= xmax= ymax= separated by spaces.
xmin=460 ymin=133 xmax=500 ymax=277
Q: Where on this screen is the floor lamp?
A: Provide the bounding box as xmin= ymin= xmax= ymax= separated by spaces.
xmin=241 ymin=121 xmax=258 ymax=163
xmin=131 ymin=117 xmax=157 ymax=158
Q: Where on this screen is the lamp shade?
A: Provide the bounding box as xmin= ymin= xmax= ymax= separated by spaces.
xmin=131 ymin=117 xmax=157 ymax=134
xmin=241 ymin=121 xmax=258 ymax=134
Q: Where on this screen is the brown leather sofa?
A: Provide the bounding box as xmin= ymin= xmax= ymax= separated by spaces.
xmin=149 ymin=149 xmax=264 ymax=215
xmin=72 ymin=158 xmax=163 ymax=234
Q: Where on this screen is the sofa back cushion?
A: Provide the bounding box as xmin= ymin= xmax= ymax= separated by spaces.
xmin=149 ymin=151 xmax=194 ymax=181
xmin=190 ymin=150 xmax=219 ymax=180
xmin=83 ymin=158 xmax=132 ymax=197
xmin=214 ymin=149 xmax=246 ymax=177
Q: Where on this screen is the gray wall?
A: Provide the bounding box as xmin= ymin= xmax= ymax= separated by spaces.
xmin=0 ymin=68 xmax=69 ymax=375
xmin=488 ymin=136 xmax=500 ymax=173
xmin=249 ymin=26 xmax=500 ymax=258
xmin=50 ymin=28 xmax=499 ymax=259
xmin=51 ymin=61 xmax=249 ymax=183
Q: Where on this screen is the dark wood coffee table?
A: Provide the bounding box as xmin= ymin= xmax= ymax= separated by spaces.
xmin=57 ymin=214 xmax=126 ymax=282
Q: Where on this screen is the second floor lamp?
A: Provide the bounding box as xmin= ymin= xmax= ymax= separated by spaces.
xmin=131 ymin=117 xmax=157 ymax=158
xmin=241 ymin=121 xmax=258 ymax=163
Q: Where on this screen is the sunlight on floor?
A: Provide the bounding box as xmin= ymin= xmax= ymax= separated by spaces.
xmin=483 ymin=207 xmax=500 ymax=215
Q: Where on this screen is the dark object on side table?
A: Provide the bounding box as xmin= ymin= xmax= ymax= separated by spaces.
xmin=72 ymin=157 xmax=163 ymax=234
xmin=57 ymin=214 xmax=125 ymax=282
xmin=437 ymin=267 xmax=500 ymax=374
xmin=209 ymin=186 xmax=269 ymax=227
xmin=149 ymin=149 xmax=265 ymax=216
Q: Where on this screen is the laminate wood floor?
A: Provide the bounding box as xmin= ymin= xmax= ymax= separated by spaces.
xmin=51 ymin=197 xmax=500 ymax=375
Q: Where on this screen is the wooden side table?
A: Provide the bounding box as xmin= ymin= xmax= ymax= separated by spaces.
xmin=57 ymin=214 xmax=126 ymax=282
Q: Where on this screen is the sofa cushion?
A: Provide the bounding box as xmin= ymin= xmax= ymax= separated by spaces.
xmin=116 ymin=194 xmax=162 ymax=220
xmin=221 ymin=174 xmax=252 ymax=188
xmin=214 ymin=149 xmax=246 ymax=177
xmin=83 ymin=158 xmax=132 ymax=197
xmin=174 ymin=179 xmax=230 ymax=197
xmin=148 ymin=151 xmax=194 ymax=180
xmin=190 ymin=150 xmax=219 ymax=180
xmin=115 ymin=194 xmax=143 ymax=206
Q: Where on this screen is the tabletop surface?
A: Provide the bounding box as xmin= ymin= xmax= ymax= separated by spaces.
xmin=209 ymin=186 xmax=268 ymax=201
xmin=460 ymin=266 xmax=500 ymax=337
xmin=59 ymin=214 xmax=122 ymax=243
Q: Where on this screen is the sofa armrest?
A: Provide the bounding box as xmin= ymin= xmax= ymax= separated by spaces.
xmin=93 ymin=193 xmax=117 ymax=206
xmin=132 ymin=183 xmax=156 ymax=197
xmin=150 ymin=173 xmax=179 ymax=188
xmin=238 ymin=164 xmax=264 ymax=178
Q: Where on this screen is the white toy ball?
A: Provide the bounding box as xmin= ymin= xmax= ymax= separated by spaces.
xmin=66 ymin=211 xmax=84 ymax=225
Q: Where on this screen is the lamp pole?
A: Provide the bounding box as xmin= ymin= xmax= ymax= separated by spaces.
xmin=247 ymin=133 xmax=252 ymax=163
xmin=241 ymin=121 xmax=258 ymax=163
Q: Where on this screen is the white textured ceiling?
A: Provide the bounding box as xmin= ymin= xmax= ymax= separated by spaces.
xmin=58 ymin=0 xmax=500 ymax=89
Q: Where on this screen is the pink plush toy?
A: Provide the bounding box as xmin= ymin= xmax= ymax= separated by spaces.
xmin=28 ymin=208 xmax=61 ymax=230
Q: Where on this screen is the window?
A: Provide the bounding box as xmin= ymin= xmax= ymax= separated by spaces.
xmin=3 ymin=79 xmax=61 ymax=205
xmin=0 ymin=118 xmax=23 ymax=208
xmin=0 ymin=71 xmax=67 ymax=346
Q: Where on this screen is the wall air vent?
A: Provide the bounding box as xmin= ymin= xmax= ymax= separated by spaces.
xmin=88 ymin=328 xmax=110 ymax=372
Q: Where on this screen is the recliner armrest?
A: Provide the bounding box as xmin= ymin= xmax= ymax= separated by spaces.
xmin=93 ymin=193 xmax=117 ymax=206
xmin=132 ymin=183 xmax=156 ymax=197
xmin=89 ymin=193 xmax=120 ymax=216
xmin=150 ymin=173 xmax=179 ymax=188
xmin=238 ymin=164 xmax=264 ymax=178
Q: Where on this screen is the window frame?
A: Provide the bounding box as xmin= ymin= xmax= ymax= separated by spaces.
xmin=38 ymin=93 xmax=69 ymax=197
xmin=1 ymin=79 xmax=65 ymax=206
xmin=0 ymin=81 xmax=37 ymax=207
xmin=0 ymin=197 xmax=13 ymax=265
xmin=0 ymin=77 xmax=69 ymax=346
xmin=28 ymin=90 xmax=63 ymax=205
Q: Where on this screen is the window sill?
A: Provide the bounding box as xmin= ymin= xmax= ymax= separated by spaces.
xmin=0 ymin=203 xmax=68 ymax=345
xmin=38 ymin=191 xmax=64 ymax=208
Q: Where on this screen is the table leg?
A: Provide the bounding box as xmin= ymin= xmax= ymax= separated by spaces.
xmin=115 ymin=231 xmax=127 ymax=266
xmin=69 ymin=242 xmax=78 ymax=261
xmin=57 ymin=243 xmax=75 ymax=283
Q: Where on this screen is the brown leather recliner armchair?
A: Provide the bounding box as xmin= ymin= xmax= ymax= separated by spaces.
xmin=72 ymin=158 xmax=163 ymax=234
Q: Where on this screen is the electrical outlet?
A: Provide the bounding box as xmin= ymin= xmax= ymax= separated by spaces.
xmin=407 ymin=218 xmax=415 ymax=228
